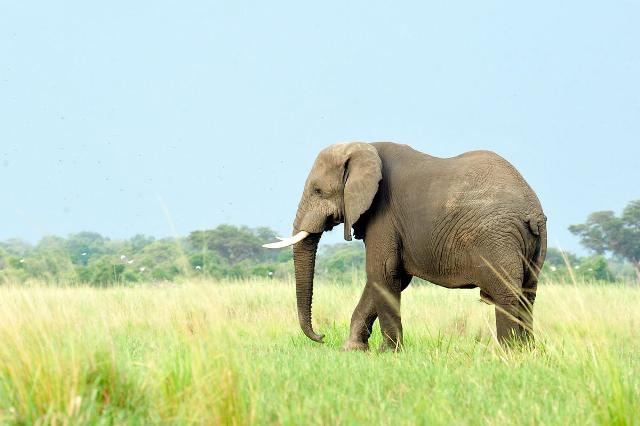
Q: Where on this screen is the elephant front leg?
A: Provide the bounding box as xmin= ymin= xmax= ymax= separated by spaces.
xmin=343 ymin=282 xmax=378 ymax=351
xmin=374 ymin=279 xmax=403 ymax=352
xmin=354 ymin=223 xmax=405 ymax=352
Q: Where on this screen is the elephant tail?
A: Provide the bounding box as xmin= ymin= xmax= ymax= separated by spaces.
xmin=523 ymin=213 xmax=547 ymax=302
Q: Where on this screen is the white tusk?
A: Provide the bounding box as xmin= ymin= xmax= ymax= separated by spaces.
xmin=262 ymin=231 xmax=310 ymax=249
xmin=275 ymin=236 xmax=287 ymax=241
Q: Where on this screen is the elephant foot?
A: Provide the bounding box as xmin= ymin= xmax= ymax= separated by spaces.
xmin=341 ymin=340 xmax=370 ymax=352
xmin=378 ymin=341 xmax=403 ymax=353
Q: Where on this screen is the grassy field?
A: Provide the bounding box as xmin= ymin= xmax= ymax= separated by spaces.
xmin=0 ymin=279 xmax=638 ymax=425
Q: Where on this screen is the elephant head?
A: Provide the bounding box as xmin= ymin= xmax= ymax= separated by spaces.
xmin=264 ymin=142 xmax=382 ymax=343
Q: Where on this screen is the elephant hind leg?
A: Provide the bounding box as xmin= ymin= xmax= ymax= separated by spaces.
xmin=495 ymin=302 xmax=525 ymax=345
xmin=480 ymin=289 xmax=526 ymax=344
xmin=477 ymin=256 xmax=528 ymax=345
xmin=520 ymin=267 xmax=538 ymax=343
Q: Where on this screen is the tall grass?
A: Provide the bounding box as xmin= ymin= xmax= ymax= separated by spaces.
xmin=0 ymin=280 xmax=638 ymax=425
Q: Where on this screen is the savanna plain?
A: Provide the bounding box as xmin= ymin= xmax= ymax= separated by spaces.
xmin=0 ymin=278 xmax=638 ymax=425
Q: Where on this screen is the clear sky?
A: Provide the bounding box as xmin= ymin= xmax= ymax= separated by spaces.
xmin=1 ymin=1 xmax=638 ymax=254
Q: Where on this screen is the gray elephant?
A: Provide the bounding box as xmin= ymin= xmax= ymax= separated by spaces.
xmin=264 ymin=142 xmax=546 ymax=351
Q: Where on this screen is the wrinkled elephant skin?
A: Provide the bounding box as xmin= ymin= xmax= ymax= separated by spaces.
xmin=265 ymin=142 xmax=547 ymax=350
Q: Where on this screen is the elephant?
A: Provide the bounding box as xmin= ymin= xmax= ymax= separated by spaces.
xmin=264 ymin=142 xmax=547 ymax=351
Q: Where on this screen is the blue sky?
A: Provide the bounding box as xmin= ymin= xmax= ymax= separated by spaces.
xmin=1 ymin=1 xmax=638 ymax=254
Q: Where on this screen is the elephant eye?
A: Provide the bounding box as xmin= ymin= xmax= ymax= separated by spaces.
xmin=313 ymin=187 xmax=323 ymax=196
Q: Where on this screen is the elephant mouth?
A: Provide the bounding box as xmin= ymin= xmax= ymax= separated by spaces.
xmin=324 ymin=214 xmax=342 ymax=232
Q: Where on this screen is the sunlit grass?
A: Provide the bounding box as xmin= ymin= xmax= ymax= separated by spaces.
xmin=0 ymin=279 xmax=638 ymax=425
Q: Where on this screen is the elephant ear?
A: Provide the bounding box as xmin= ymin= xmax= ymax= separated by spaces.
xmin=342 ymin=143 xmax=382 ymax=241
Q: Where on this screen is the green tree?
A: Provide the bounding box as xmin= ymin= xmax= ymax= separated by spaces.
xmin=544 ymin=247 xmax=580 ymax=268
xmin=0 ymin=248 xmax=22 ymax=284
xmin=0 ymin=238 xmax=32 ymax=257
xmin=577 ymin=255 xmax=614 ymax=282
xmin=316 ymin=242 xmax=365 ymax=282
xmin=65 ymin=232 xmax=110 ymax=266
xmin=127 ymin=234 xmax=156 ymax=252
xmin=569 ymin=200 xmax=640 ymax=283
xmin=187 ymin=225 xmax=278 ymax=265
xmin=0 ymin=247 xmax=7 ymax=271
xmin=20 ymin=236 xmax=77 ymax=282
xmin=137 ymin=239 xmax=188 ymax=281
xmin=189 ymin=252 xmax=226 ymax=279
xmin=84 ymin=256 xmax=126 ymax=286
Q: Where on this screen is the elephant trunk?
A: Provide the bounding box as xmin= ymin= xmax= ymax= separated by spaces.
xmin=293 ymin=231 xmax=324 ymax=343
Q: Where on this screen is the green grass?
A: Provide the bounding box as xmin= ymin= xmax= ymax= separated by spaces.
xmin=0 ymin=280 xmax=638 ymax=425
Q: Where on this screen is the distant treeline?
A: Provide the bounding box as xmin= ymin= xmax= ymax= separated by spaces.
xmin=0 ymin=225 xmax=363 ymax=285
xmin=0 ymin=224 xmax=636 ymax=286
